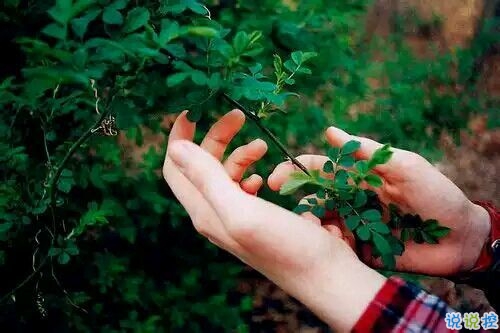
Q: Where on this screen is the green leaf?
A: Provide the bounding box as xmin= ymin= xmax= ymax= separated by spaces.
xmin=355 ymin=160 xmax=369 ymax=174
xmin=341 ymin=140 xmax=361 ymax=155
xmin=372 ymin=233 xmax=392 ymax=255
xmin=65 ymin=246 xmax=79 ymax=255
xmin=279 ymin=172 xmax=313 ymax=195
xmin=42 ymin=23 xmax=67 ymax=40
xmin=426 ymin=227 xmax=451 ymax=239
xmin=0 ymin=222 xmax=13 ymax=234
xmin=421 ymin=231 xmax=438 ymax=244
xmin=356 ymin=225 xmax=371 ymax=241
xmin=103 ymin=8 xmax=123 ymax=25
xmin=338 ymin=205 xmax=352 ymax=217
xmin=345 ymin=216 xmax=361 ymax=230
xmin=123 ymin=7 xmax=150 ymax=33
xmin=58 ymin=252 xmax=70 ymax=265
xmin=368 ymin=144 xmax=393 ymax=169
xmin=167 ymin=72 xmax=189 ymax=87
xmin=316 ymin=189 xmax=326 ymax=199
xmin=293 ymin=204 xmax=311 ymax=214
xmin=323 ymin=160 xmax=334 ymax=173
xmin=48 ymin=247 xmax=62 ymax=256
xmin=370 ymin=222 xmax=391 ymax=234
xmin=381 ymin=254 xmax=396 ymax=269
xmin=327 ymin=147 xmax=340 ymax=161
xmin=361 ymin=209 xmax=382 ymax=222
xmin=311 ymin=205 xmax=325 ymax=218
xmin=401 ymin=228 xmax=411 ymax=242
xmin=71 ymin=8 xmax=101 ymax=39
xmin=353 ymin=190 xmax=367 ymax=208
xmin=58 ymin=169 xmax=75 ymax=193
xmin=338 ymin=155 xmax=355 ymax=167
xmin=187 ymin=26 xmax=218 ymax=38
xmin=291 ymin=51 xmax=302 ymax=65
xmin=325 ymin=199 xmax=335 ymax=211
xmin=186 ymin=109 xmax=202 ymax=122
xmin=364 ymin=174 xmax=383 ymax=187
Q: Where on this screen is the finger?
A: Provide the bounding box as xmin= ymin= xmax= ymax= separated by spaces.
xmin=240 ymin=174 xmax=263 ymax=195
xmin=324 ymin=224 xmax=343 ymax=238
xmin=224 ymin=139 xmax=267 ymax=182
xmin=268 ymin=155 xmax=329 ymax=191
xmin=200 ymin=109 xmax=245 ymax=160
xmin=301 ymin=212 xmax=321 ymax=225
xmin=167 ymin=140 xmax=347 ymax=268
xmin=168 ymin=110 xmax=196 ymax=144
xmin=325 ymin=127 xmax=398 ymax=174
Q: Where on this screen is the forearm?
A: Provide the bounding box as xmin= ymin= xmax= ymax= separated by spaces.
xmin=460 ymin=202 xmax=492 ymax=272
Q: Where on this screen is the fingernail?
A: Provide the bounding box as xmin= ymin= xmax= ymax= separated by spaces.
xmin=169 ymin=141 xmax=191 ymax=167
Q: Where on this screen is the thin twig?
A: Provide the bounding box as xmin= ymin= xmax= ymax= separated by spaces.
xmin=221 ymin=93 xmax=311 ymax=176
xmin=161 ymin=48 xmax=311 ymax=176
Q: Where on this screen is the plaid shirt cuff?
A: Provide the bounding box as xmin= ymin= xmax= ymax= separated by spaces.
xmin=352 ymin=276 xmax=455 ymax=332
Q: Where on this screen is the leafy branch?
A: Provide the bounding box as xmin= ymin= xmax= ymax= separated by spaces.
xmin=280 ymin=141 xmax=451 ymax=268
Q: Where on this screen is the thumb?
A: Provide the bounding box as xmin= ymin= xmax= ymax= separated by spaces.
xmin=325 ymin=127 xmax=397 ymax=174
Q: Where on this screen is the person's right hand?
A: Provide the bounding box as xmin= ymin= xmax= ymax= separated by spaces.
xmin=268 ymin=126 xmax=491 ymax=276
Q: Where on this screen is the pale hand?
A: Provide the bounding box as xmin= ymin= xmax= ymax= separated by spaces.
xmin=268 ymin=126 xmax=491 ymax=276
xmin=163 ymin=110 xmax=386 ymax=332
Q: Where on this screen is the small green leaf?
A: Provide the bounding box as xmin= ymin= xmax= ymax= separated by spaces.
xmin=103 ymin=8 xmax=123 ymax=25
xmin=0 ymin=222 xmax=13 ymax=233
xmin=325 ymin=199 xmax=335 ymax=211
xmin=58 ymin=252 xmax=70 ymax=265
xmin=48 ymin=247 xmax=62 ymax=256
xmin=279 ymin=172 xmax=312 ymax=195
xmin=355 ymin=160 xmax=369 ymax=174
xmin=345 ymin=216 xmax=361 ymax=230
xmin=293 ymin=204 xmax=311 ymax=214
xmin=311 ymin=205 xmax=325 ymax=218
xmin=316 ymin=189 xmax=326 ymax=199
xmin=187 ymin=26 xmax=218 ymax=38
xmin=356 ymin=225 xmax=371 ymax=241
xmin=323 ymin=160 xmax=334 ymax=173
xmin=372 ymin=233 xmax=392 ymax=255
xmin=65 ymin=246 xmax=79 ymax=256
xmin=368 ymin=144 xmax=393 ymax=169
xmin=327 ymin=148 xmax=340 ymax=161
xmin=364 ymin=174 xmax=383 ymax=187
xmin=123 ymin=7 xmax=150 ymax=33
xmin=361 ymin=209 xmax=382 ymax=222
xmin=338 ymin=205 xmax=352 ymax=217
xmin=401 ymin=228 xmax=411 ymax=242
xmin=427 ymin=227 xmax=451 ymax=239
xmin=291 ymin=51 xmax=302 ymax=65
xmin=42 ymin=23 xmax=67 ymax=40
xmin=338 ymin=155 xmax=355 ymax=168
xmin=421 ymin=231 xmax=438 ymax=244
xmin=167 ymin=72 xmax=189 ymax=87
xmin=370 ymin=222 xmax=391 ymax=234
xmin=341 ymin=140 xmax=361 ymax=155
xmin=381 ymin=254 xmax=396 ymax=269
xmin=353 ymin=190 xmax=367 ymax=208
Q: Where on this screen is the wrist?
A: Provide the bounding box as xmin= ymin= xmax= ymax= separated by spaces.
xmin=301 ymin=251 xmax=387 ymax=332
xmin=459 ymin=202 xmax=491 ymax=272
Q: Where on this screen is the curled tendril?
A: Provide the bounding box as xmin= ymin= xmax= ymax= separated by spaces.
xmin=91 ymin=115 xmax=118 ymax=136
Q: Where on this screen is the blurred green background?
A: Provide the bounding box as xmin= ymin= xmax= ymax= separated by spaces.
xmin=0 ymin=0 xmax=498 ymax=332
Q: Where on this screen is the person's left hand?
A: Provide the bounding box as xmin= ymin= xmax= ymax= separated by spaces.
xmin=163 ymin=109 xmax=387 ymax=332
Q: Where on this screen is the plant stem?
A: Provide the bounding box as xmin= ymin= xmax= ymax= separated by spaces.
xmin=48 ymin=110 xmax=110 ymax=206
xmin=221 ymin=93 xmax=310 ymax=176
xmin=162 ymin=48 xmax=311 ymax=176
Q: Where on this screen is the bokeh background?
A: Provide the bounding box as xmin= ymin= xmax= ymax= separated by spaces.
xmin=0 ymin=0 xmax=498 ymax=332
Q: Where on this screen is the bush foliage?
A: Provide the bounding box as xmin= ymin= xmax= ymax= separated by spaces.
xmin=0 ymin=0 xmax=497 ymax=331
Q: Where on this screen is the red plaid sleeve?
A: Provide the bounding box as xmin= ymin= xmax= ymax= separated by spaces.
xmin=352 ymin=276 xmax=488 ymax=333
